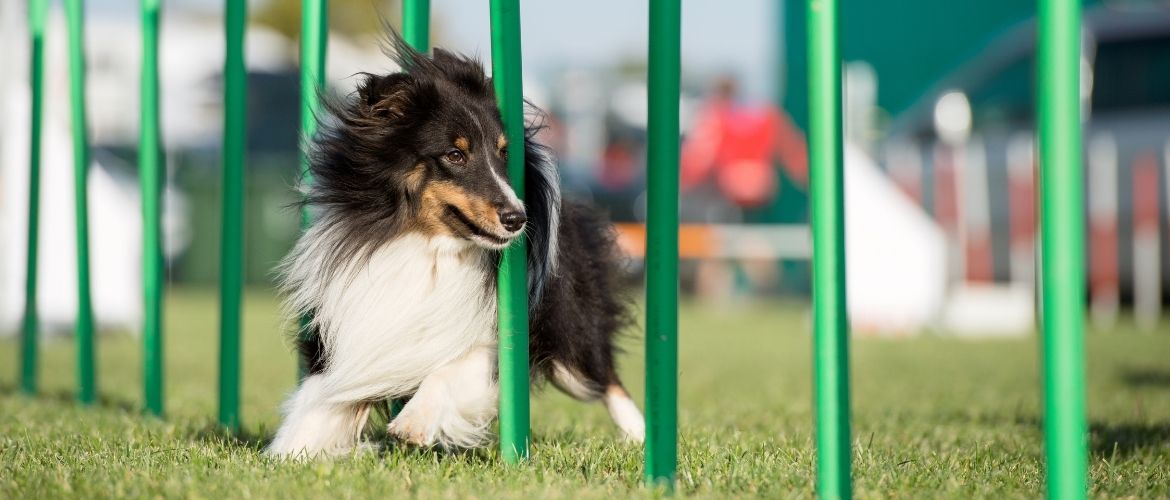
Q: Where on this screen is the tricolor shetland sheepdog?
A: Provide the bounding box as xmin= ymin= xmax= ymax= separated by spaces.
xmin=266 ymin=35 xmax=644 ymax=458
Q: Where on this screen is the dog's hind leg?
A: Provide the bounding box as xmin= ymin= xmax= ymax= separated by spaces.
xmin=549 ymin=361 xmax=645 ymax=443
xmin=267 ymin=374 xmax=372 ymax=458
xmin=602 ymin=379 xmax=645 ymax=443
xmin=387 ymin=345 xmax=498 ymax=449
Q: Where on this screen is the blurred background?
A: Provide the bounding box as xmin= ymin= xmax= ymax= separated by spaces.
xmin=1 ymin=0 xmax=1169 ymax=339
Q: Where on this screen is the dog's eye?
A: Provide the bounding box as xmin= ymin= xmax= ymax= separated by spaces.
xmin=444 ymin=150 xmax=466 ymax=165
xmin=499 ymin=147 xmax=508 ymax=162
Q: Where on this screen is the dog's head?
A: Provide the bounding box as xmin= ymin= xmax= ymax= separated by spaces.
xmin=312 ymin=43 xmax=525 ymax=251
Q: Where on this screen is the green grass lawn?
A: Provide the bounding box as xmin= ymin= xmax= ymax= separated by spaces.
xmin=2 ymin=288 xmax=1167 ymax=498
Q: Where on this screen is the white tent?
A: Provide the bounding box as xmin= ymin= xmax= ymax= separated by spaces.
xmin=0 ymin=7 xmax=143 ymax=336
xmin=1 ymin=88 xmax=143 ymax=335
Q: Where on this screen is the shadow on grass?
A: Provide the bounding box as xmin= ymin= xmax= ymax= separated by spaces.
xmin=1090 ymin=421 xmax=1170 ymax=458
xmin=1 ymin=382 xmax=278 ymax=455
xmin=189 ymin=423 xmax=270 ymax=452
xmin=1008 ymin=415 xmax=1170 ymax=459
xmin=0 ymin=382 xmax=140 ymax=414
xmin=883 ymin=411 xmax=1169 ymax=460
xmin=187 ymin=404 xmax=498 ymax=465
xmin=1120 ymin=368 xmax=1170 ymax=388
xmin=381 ymin=441 xmax=498 ymax=464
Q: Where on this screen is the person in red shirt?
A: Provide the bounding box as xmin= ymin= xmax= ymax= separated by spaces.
xmin=679 ymin=77 xmax=808 ymax=296
xmin=681 ymin=77 xmax=807 ymax=213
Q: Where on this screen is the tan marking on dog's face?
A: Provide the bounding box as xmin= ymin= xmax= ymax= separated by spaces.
xmin=417 ymin=180 xmax=501 ymax=239
xmin=404 ymin=163 xmax=426 ymax=193
xmin=496 ymin=134 xmax=507 ymax=151
xmin=454 ymin=137 xmax=471 ymax=152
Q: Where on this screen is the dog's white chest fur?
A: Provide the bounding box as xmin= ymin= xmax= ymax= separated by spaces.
xmin=301 ymin=233 xmax=496 ymax=403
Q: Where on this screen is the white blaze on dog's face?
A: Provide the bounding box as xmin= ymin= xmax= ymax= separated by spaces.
xmin=412 ymin=130 xmax=526 ymax=250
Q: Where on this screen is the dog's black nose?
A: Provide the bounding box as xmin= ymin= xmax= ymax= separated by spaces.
xmin=499 ymin=209 xmax=527 ymax=233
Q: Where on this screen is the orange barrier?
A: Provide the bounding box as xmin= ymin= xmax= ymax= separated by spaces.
xmin=612 ymin=223 xmax=811 ymax=260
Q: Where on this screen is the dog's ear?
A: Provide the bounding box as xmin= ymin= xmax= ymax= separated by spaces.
xmin=357 ymin=73 xmax=413 ymax=120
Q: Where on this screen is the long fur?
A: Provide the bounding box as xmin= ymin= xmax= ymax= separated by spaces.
xmin=267 ymin=31 xmax=642 ymax=458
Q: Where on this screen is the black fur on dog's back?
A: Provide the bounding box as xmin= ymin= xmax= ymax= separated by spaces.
xmin=529 ymin=201 xmax=633 ymax=392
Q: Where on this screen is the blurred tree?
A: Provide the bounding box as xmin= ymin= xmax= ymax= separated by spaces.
xmin=254 ymin=0 xmax=401 ymax=41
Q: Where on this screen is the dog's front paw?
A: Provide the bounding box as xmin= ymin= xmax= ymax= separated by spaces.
xmin=387 ymin=407 xmax=437 ymax=447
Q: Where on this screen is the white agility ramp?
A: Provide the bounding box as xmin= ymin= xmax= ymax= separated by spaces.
xmin=844 ymin=145 xmax=948 ymax=334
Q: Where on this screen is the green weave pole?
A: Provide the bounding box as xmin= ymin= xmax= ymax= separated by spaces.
xmin=644 ymin=0 xmax=680 ymax=489
xmin=1037 ymin=0 xmax=1088 ymax=498
xmin=65 ymin=0 xmax=96 ymax=406
xmin=297 ymin=0 xmax=328 ymax=380
xmin=219 ymin=0 xmax=247 ymax=432
xmin=489 ymin=0 xmax=530 ymax=464
xmin=402 ymin=0 xmax=430 ymax=52
xmin=140 ymin=0 xmax=165 ymax=418
xmin=21 ymin=0 xmax=50 ymax=396
xmin=299 ymin=0 xmax=327 ymax=225
xmin=807 ymin=0 xmax=853 ymax=497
